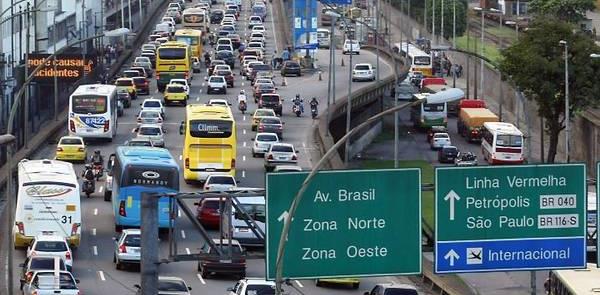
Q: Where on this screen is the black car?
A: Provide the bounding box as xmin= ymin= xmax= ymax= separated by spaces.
xmin=132 ymin=77 xmax=150 ymax=95
xmin=210 ymin=10 xmax=224 ymax=23
xmin=438 ymin=145 xmax=459 ymax=163
xmin=259 ymin=93 xmax=283 ymax=116
xmin=249 ymin=64 xmax=272 ymax=82
xmin=216 ymin=50 xmax=235 ymax=69
xmin=280 ymin=61 xmax=301 ymax=77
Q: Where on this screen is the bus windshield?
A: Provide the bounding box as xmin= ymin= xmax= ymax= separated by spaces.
xmin=423 ymin=103 xmax=444 ymax=112
xmin=71 ymin=95 xmax=107 ymax=114
xmin=176 ymin=35 xmax=199 ymax=45
xmin=183 ymin=14 xmax=205 ymax=23
xmin=496 ymin=135 xmax=522 ymax=147
xmin=413 ymin=56 xmax=430 ymax=65
xmin=123 ymin=166 xmax=178 ymax=189
xmin=189 ymin=120 xmax=233 ymax=138
xmin=158 ymin=48 xmax=187 ymax=59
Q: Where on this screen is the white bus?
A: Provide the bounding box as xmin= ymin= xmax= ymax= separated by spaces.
xmin=182 ymin=8 xmax=208 ymax=32
xmin=68 ymin=84 xmax=118 ymax=141
xmin=480 ymin=122 xmax=524 ymax=165
xmin=410 ymin=93 xmax=448 ymax=128
xmin=14 ymin=159 xmax=82 ymax=248
xmin=546 ymin=264 xmax=600 ymax=295
xmin=317 ymin=28 xmax=330 ymax=48
xmin=393 ymin=42 xmax=432 ymax=77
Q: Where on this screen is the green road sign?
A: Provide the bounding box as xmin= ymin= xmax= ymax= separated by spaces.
xmin=266 ymin=169 xmax=422 ymax=280
xmin=435 ymin=164 xmax=587 ymax=273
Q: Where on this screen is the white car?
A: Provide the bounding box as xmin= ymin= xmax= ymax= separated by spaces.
xmin=430 ymin=132 xmax=451 ymax=150
xmin=136 ymin=124 xmax=165 ymax=147
xmin=252 ymin=25 xmax=266 ymax=35
xmin=27 ymin=235 xmax=73 ymax=271
xmin=343 ymin=39 xmax=360 ymax=55
xmin=252 ymin=132 xmax=279 ymax=157
xmin=214 ymin=64 xmax=231 ymax=72
xmin=228 ymin=278 xmax=275 ymax=295
xmin=134 ymin=277 xmax=192 ymax=295
xmin=169 ymin=78 xmax=190 ymax=95
xmin=113 ymin=229 xmax=141 ymax=269
xmin=22 ymin=271 xmax=80 ymax=295
xmin=207 ymin=76 xmax=227 ymax=94
xmin=248 ymin=16 xmax=262 ymax=28
xmin=137 ymin=110 xmax=163 ymax=128
xmin=140 ymin=98 xmax=165 ymax=119
xmin=217 ymin=38 xmax=233 ymax=47
xmin=352 ymin=63 xmax=375 ymax=81
xmin=207 ymin=98 xmax=231 ymax=107
xmin=247 ymin=41 xmax=265 ymax=52
xmin=203 ymin=174 xmax=237 ymax=191
xmin=264 ymin=143 xmax=298 ymax=172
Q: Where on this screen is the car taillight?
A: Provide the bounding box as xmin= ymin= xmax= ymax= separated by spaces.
xmin=56 ymin=147 xmax=63 ymax=152
xmin=292 ymin=155 xmax=297 ymax=160
xmin=16 ymin=222 xmax=24 ymax=235
xmin=185 ymin=158 xmax=189 ymax=169
xmin=204 ymin=186 xmax=210 ymax=191
xmin=119 ymin=244 xmax=127 ymax=253
xmin=71 ymin=223 xmax=80 ymax=235
xmin=258 ymin=126 xmax=264 ymax=131
xmin=184 ymin=73 xmax=189 ymax=79
xmin=65 ymin=251 xmax=72 ymax=260
xmin=69 ymin=120 xmax=75 ymax=132
xmin=231 ymin=158 xmax=236 ymax=168
xmin=267 ymin=154 xmax=273 ymax=160
xmin=144 ymin=81 xmax=149 ymax=85
xmin=104 ymin=120 xmax=110 ymax=132
xmin=78 ymin=147 xmax=85 ymax=152
xmin=278 ymin=126 xmax=283 ymax=130
xmin=25 ymin=271 xmax=33 ymax=282
xmin=119 ymin=201 xmax=126 ymax=217
xmin=156 ymin=73 xmax=160 ymax=80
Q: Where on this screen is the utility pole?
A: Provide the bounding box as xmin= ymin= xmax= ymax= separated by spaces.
xmin=53 ymin=12 xmax=58 ymax=121
xmin=24 ymin=3 xmax=30 ymax=149
xmin=140 ymin=192 xmax=159 ymax=295
xmin=326 ymin=15 xmax=336 ymax=137
xmin=344 ymin=19 xmax=353 ymax=163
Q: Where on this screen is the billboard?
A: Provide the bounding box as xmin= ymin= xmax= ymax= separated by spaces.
xmin=293 ymin=0 xmax=318 ymax=50
xmin=27 ymin=54 xmax=96 ymax=83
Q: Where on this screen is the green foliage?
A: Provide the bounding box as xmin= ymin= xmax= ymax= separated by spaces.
xmin=529 ymin=0 xmax=596 ymax=23
xmin=499 ymin=19 xmax=600 ymax=162
xmin=425 ymin=0 xmax=468 ymax=39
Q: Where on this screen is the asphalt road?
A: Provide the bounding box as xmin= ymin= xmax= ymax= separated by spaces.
xmin=4 ymin=0 xmax=437 ymax=294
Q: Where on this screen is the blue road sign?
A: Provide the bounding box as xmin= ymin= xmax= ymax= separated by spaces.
xmin=436 ymin=237 xmax=586 ymax=273
xmin=320 ymin=0 xmax=352 ymax=5
xmin=295 ymin=43 xmax=318 ymax=50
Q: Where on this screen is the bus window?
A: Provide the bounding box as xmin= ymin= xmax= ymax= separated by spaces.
xmin=158 ymin=48 xmax=187 ymax=59
xmin=189 ymin=120 xmax=233 ymax=138
xmin=71 ymin=96 xmax=107 ymax=114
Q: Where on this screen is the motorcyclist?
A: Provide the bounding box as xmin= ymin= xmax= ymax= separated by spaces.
xmin=309 ymin=97 xmax=319 ymax=109
xmin=238 ymin=90 xmax=247 ymax=104
xmin=204 ymin=51 xmax=211 ymax=66
xmin=292 ymin=94 xmax=304 ymax=113
xmin=81 ymin=164 xmax=95 ymax=181
xmin=91 ymin=149 xmax=104 ymax=166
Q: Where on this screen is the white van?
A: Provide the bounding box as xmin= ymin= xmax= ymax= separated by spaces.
xmin=317 ymin=28 xmax=330 ymax=49
xmin=232 ymin=196 xmax=265 ymax=247
xmin=587 ymin=191 xmax=597 ymax=253
xmin=14 ymin=159 xmax=82 ymax=248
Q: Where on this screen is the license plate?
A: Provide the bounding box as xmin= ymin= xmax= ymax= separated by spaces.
xmin=130 ymin=248 xmax=139 ymax=253
xmin=220 ymin=259 xmax=232 ymax=263
xmin=277 ymin=156 xmax=286 ymax=160
xmin=86 ymin=128 xmax=94 ymax=133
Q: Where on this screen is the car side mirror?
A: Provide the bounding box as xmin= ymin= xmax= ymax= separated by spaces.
xmin=188 ymin=286 xmax=192 ymax=291
xmin=295 ymin=150 xmax=299 ymax=153
xmin=75 ymin=279 xmax=80 ymax=283
xmin=179 ymin=121 xmax=185 ymax=135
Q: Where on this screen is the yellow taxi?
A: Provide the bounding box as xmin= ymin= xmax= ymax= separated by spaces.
xmin=55 ymin=136 xmax=86 ymax=162
xmin=316 ymin=278 xmax=360 ymax=289
xmin=115 ymin=77 xmax=137 ymax=99
xmin=163 ymin=83 xmax=188 ymax=106
xmin=251 ymin=108 xmax=276 ymax=131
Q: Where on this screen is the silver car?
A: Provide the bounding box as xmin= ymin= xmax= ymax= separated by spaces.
xmin=22 ymin=270 xmax=79 ymax=295
xmin=136 ymin=124 xmax=165 ymax=147
xmin=114 ymin=229 xmax=141 ymax=269
xmin=133 ymin=57 xmax=154 ymax=77
xmin=134 ymin=276 xmax=192 ymax=295
xmin=264 ymin=143 xmax=298 ymax=172
xmin=137 ymin=110 xmax=163 ymax=128
xmin=231 ymin=196 xmax=266 ymax=246
xmin=251 ymin=132 xmax=279 ymax=157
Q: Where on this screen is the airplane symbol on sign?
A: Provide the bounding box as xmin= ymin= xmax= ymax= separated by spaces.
xmin=466 ymin=247 xmax=483 ymax=265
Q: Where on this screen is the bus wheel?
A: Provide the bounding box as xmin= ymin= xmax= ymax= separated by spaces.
xmin=115 ymin=225 xmax=122 ymax=232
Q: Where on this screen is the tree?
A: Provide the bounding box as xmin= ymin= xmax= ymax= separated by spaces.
xmin=499 ymin=19 xmax=600 ymax=163
xmin=529 ymin=0 xmax=596 ymax=23
xmin=425 ymin=0 xmax=468 ymax=39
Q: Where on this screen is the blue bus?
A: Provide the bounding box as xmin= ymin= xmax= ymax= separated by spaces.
xmin=108 ymin=146 xmax=180 ymax=232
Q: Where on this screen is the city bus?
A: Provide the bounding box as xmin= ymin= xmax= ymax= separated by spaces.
xmin=68 ymin=84 xmax=118 ymax=141
xmin=179 ymin=104 xmax=237 ymax=183
xmin=480 ymin=122 xmax=525 ymax=165
xmin=174 ymin=29 xmax=203 ymax=59
xmin=546 ymin=264 xmax=600 ymax=295
xmin=394 ymin=42 xmax=433 ymax=77
xmin=156 ymin=41 xmax=192 ymax=92
xmin=14 ymin=159 xmax=81 ymax=248
xmin=182 ymin=8 xmax=208 ymax=32
xmin=410 ymin=93 xmax=447 ymax=128
xmin=109 ymin=146 xmax=180 ymax=232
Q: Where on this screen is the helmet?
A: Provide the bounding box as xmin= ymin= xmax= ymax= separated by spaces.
xmin=295 ymin=94 xmax=300 ymax=98
xmin=94 ymin=149 xmax=101 ymax=155
xmin=312 ymin=97 xmax=317 ymax=100
xmin=240 ymin=90 xmax=245 ymax=94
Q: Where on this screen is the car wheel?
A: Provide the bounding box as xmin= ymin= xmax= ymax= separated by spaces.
xmin=352 ymin=282 xmax=360 ymax=289
xmin=316 ymin=280 xmax=322 ymax=287
xmin=200 ymin=268 xmax=209 ymax=278
xmin=115 ymin=259 xmax=122 ymax=270
xmin=115 ymin=224 xmax=122 ymax=232
xmin=252 ymin=152 xmax=257 ymax=158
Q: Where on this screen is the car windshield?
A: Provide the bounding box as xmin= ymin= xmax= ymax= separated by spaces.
xmin=413 ymin=56 xmax=431 ymax=65
xmin=116 ymin=80 xmax=133 ymax=86
xmin=254 ymin=65 xmax=271 ymax=71
xmin=444 ymin=147 xmax=458 ymax=153
xmin=259 ymin=84 xmax=273 ymax=90
xmin=30 ymin=257 xmax=66 ymax=270
xmin=167 ymin=86 xmax=185 ymax=93
xmin=384 ymin=289 xmax=418 ymax=295
xmin=261 ymin=118 xmax=280 ymax=124
xmin=217 ymin=70 xmax=231 ymax=76
xmin=133 ymin=77 xmax=146 ymax=84
xmin=128 ymin=140 xmax=152 ymax=146
xmin=208 ymin=176 xmax=235 ymax=185
xmin=139 ymin=127 xmax=161 ymax=135
xmin=246 ymin=285 xmax=276 ymax=295
xmin=34 ymin=241 xmax=67 ymax=252
xmin=141 ymin=111 xmax=160 ymax=118
xmin=35 ymin=273 xmax=77 ymax=290
xmin=123 ymin=234 xmax=141 ymax=247
xmin=434 ymin=134 xmax=449 ymax=139
xmin=257 ymin=134 xmax=277 ymax=141
xmin=217 ymin=51 xmax=233 ymax=58
xmin=255 ymin=110 xmax=273 ymax=116
xmin=211 ymin=244 xmax=242 ymax=254
xmin=144 ymin=101 xmax=161 ymax=108
xmin=355 ymin=65 xmax=370 ymax=70
xmin=210 ymin=77 xmax=225 ymax=82
xmin=271 ymin=145 xmax=293 ymax=153
xmin=261 ymin=95 xmax=278 ymax=102
xmin=158 ymin=280 xmax=188 ymax=292
xmin=60 ymin=138 xmax=82 ymax=145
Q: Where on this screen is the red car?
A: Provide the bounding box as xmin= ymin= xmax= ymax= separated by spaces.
xmin=196 ymin=198 xmax=224 ymax=228
xmin=215 ymin=69 xmax=235 ymax=88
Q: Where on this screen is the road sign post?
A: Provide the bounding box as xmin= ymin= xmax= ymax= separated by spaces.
xmin=597 ymin=162 xmax=599 ymax=268
xmin=435 ymin=164 xmax=587 ymax=273
xmin=266 ymin=169 xmax=422 ymax=279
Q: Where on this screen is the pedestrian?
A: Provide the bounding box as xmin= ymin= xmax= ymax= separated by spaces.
xmin=446 ymin=60 xmax=452 ymax=77
xmin=110 ymin=45 xmax=116 ymax=62
xmin=457 ymin=64 xmax=463 ymax=78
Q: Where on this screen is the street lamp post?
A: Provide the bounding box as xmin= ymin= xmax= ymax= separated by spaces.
xmin=559 ymin=40 xmax=569 ymax=163
xmin=2 ymin=133 xmax=17 ymax=295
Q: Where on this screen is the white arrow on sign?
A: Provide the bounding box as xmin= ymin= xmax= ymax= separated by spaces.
xmin=278 ymin=211 xmax=292 ymax=241
xmin=444 ymin=249 xmax=460 ymax=266
xmin=444 ymin=190 xmax=461 ymax=221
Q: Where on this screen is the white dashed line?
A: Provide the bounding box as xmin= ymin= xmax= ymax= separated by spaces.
xmin=185 ymin=248 xmax=191 ymax=255
xmin=242 ymin=155 xmax=246 ymax=161
xmin=242 ymin=170 xmax=246 ymax=178
xmin=93 ymin=246 xmax=98 ymax=256
xmin=92 ymin=228 xmax=96 ymax=236
xmin=98 ymin=186 xmax=103 ymax=193
xmin=294 ymin=280 xmax=304 ymax=288
xmin=181 ymin=230 xmax=186 ymax=239
xmin=98 ymin=271 xmax=106 ymax=281
xmin=302 ymin=142 xmax=306 ymax=148
xmin=243 ymin=129 xmax=246 ymax=135
xmin=178 ymin=209 xmax=181 ymax=218
xmin=197 ymin=274 xmax=206 ymax=284
xmin=131 ymin=128 xmax=136 ymax=133
xmin=196 ymin=97 xmax=200 ymax=101
xmin=202 ymin=82 xmax=206 ymax=87
xmin=93 ymin=208 xmax=98 ymax=215
xmin=241 ymin=82 xmax=245 ymax=87
xmin=243 ymin=115 xmax=246 ymax=121
xmin=179 ymin=155 xmax=183 ymax=161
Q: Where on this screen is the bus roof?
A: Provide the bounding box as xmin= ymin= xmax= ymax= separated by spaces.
xmin=551 ymin=264 xmax=600 ymax=294
xmin=186 ymin=104 xmax=234 ymax=121
xmin=482 ymin=122 xmax=523 ymax=136
xmin=159 ymin=41 xmax=189 ymax=48
xmin=182 ymin=7 xmax=206 ymax=14
xmin=116 ymin=146 xmax=179 ymax=168
xmin=394 ymin=42 xmax=429 ymax=57
xmin=18 ymin=159 xmax=76 ymax=185
xmin=175 ymin=28 xmax=202 ymax=36
xmin=71 ymin=84 xmax=116 ymax=96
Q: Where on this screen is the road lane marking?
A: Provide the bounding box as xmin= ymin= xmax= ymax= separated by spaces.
xmin=93 ymin=246 xmax=98 ymax=256
xmin=202 ymin=82 xmax=206 ymax=87
xmin=195 ymin=96 xmax=200 ymax=101
xmin=98 ymin=271 xmax=106 ymax=281
xmin=197 ymin=274 xmax=206 ymax=284
xmin=294 ymin=280 xmax=304 ymax=288
xmin=302 ymin=142 xmax=306 ymax=148
xmin=181 ymin=230 xmax=186 ymax=239
xmin=131 ymin=128 xmax=136 ymax=133
xmin=98 ymin=186 xmax=103 ymax=193
xmin=179 ymin=155 xmax=183 ymax=161
xmin=243 ymin=141 xmax=246 ymax=147
xmin=241 ymin=82 xmax=245 ymax=87
xmin=186 ymin=248 xmax=191 ymax=255
xmin=178 ymin=209 xmax=181 ymax=217
xmin=242 ymin=155 xmax=246 ymax=161
xmin=243 ymin=115 xmax=246 ymax=121
xmin=92 ymin=228 xmax=96 ymax=236
xmin=243 ymin=129 xmax=246 ymax=135
xmin=93 ymin=208 xmax=98 ymax=215
xmin=242 ymin=170 xmax=246 ymax=178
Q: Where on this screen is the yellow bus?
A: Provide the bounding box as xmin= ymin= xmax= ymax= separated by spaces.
xmin=155 ymin=41 xmax=192 ymax=92
xmin=175 ymin=29 xmax=203 ymax=59
xmin=182 ymin=8 xmax=208 ymax=32
xmin=179 ymin=104 xmax=237 ymax=183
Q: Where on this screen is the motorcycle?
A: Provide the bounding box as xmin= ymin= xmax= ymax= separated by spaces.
xmin=82 ymin=179 xmax=95 ymax=198
xmin=93 ymin=163 xmax=103 ymax=181
xmin=292 ymin=104 xmax=301 ymax=117
xmin=238 ymin=101 xmax=247 ymax=114
xmin=311 ymin=105 xmax=318 ymax=119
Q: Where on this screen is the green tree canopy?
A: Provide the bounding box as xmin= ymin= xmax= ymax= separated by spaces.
xmin=529 ymin=0 xmax=596 ymax=23
xmin=424 ymin=0 xmax=468 ymax=39
xmin=499 ymin=19 xmax=600 ymax=163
